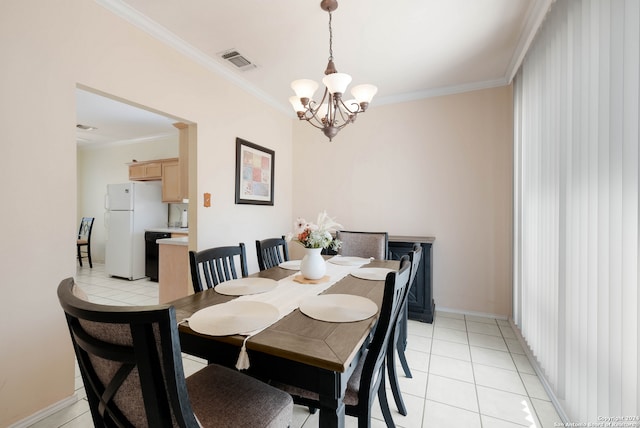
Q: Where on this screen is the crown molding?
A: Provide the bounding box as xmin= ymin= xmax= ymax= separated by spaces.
xmin=94 ymin=0 xmax=291 ymax=116
xmin=504 ymin=0 xmax=555 ymax=82
xmin=96 ymin=0 xmax=550 ymax=116
xmin=374 ymin=77 xmax=509 ymax=106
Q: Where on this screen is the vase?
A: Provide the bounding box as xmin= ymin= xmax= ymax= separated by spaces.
xmin=300 ymin=247 xmax=326 ymax=280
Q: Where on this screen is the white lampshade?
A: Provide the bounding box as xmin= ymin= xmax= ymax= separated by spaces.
xmin=291 ymin=79 xmax=319 ymax=100
xmin=289 ymin=96 xmax=305 ymax=113
xmin=351 ymin=84 xmax=378 ymax=103
xmin=322 ymin=73 xmax=352 ymax=95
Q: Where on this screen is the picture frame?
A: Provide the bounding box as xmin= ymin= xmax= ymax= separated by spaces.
xmin=235 ymin=138 xmax=275 ymax=205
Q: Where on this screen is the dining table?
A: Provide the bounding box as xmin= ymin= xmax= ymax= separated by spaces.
xmin=170 ymin=256 xmax=400 ymax=428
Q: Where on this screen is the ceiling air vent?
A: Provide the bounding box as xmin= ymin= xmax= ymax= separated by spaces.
xmin=219 ymin=49 xmax=256 ymax=71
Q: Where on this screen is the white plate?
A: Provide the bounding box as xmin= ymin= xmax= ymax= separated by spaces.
xmin=188 ymin=300 xmax=279 ymax=336
xmin=328 ymin=256 xmax=372 ymax=266
xmin=350 ymin=267 xmax=395 ymax=281
xmin=215 ymin=277 xmax=278 ymax=296
xmin=299 ymin=294 xmax=378 ymax=323
xmin=279 ymin=260 xmax=301 ymax=270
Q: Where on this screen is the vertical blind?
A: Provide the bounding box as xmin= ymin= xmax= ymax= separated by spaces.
xmin=513 ymin=0 xmax=639 ymax=422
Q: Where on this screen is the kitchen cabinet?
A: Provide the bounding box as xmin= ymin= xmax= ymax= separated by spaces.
xmin=388 ymin=236 xmax=435 ymax=323
xmin=161 ymin=160 xmax=182 ymax=202
xmin=128 ymin=161 xmax=163 ymax=180
xmin=128 ymin=156 xmax=187 ymax=202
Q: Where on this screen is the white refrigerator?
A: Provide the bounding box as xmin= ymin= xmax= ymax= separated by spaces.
xmin=105 ymin=182 xmax=167 ymax=280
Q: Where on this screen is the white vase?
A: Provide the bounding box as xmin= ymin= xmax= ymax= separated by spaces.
xmin=300 ymin=247 xmax=326 ymax=280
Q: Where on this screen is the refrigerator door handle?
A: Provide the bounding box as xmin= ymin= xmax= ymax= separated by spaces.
xmin=104 ymin=193 xmax=109 ymax=211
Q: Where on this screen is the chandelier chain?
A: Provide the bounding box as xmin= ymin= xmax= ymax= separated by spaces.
xmin=328 ymin=11 xmax=333 ymax=61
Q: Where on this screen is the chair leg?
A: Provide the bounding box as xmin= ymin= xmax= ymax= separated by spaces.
xmin=87 ymin=244 xmax=93 ymax=268
xmin=77 ymin=245 xmax=83 ymax=267
xmin=398 ymin=304 xmax=412 ymax=378
xmin=377 ymin=370 xmax=396 ymax=428
xmin=387 ymin=332 xmax=408 ymax=416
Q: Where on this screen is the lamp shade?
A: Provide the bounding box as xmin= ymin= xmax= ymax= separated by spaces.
xmin=289 ymin=96 xmax=305 ymax=113
xmin=351 ymin=84 xmax=378 ymax=103
xmin=291 ymin=79 xmax=319 ymax=100
xmin=322 ymin=73 xmax=352 ymax=94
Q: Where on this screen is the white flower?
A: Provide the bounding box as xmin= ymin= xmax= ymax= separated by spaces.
xmin=288 ymin=211 xmax=343 ymax=249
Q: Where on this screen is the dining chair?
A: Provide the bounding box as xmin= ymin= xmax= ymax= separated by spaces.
xmin=274 ymin=255 xmax=411 ymax=428
xmin=335 ymin=230 xmax=389 ymax=260
xmin=387 ymin=243 xmax=422 ymax=416
xmin=76 ymin=217 xmax=94 ymax=268
xmin=255 ymin=236 xmax=289 ymax=271
xmin=57 ymin=277 xmax=293 ymax=428
xmin=189 ymin=243 xmax=248 ymax=293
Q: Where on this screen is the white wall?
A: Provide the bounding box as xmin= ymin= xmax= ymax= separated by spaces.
xmin=0 ymin=1 xmax=292 ymax=425
xmin=77 ymin=136 xmax=178 ymax=262
xmin=292 ymin=86 xmax=513 ymax=317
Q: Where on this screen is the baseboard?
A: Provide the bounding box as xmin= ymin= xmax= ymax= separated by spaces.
xmin=508 ymin=318 xmax=570 ymax=423
xmin=435 ymin=305 xmax=509 ymax=321
xmin=8 ymin=394 xmax=78 ymax=428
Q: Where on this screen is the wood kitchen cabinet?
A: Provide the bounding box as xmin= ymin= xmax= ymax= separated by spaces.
xmin=128 ymin=161 xmax=164 ymax=180
xmin=161 ymin=160 xmax=182 ymax=202
xmin=128 ymin=157 xmax=186 ymax=202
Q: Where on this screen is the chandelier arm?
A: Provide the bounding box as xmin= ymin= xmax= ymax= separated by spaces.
xmin=334 ymin=106 xmax=353 ymax=128
xmin=337 ymin=98 xmax=360 ymax=114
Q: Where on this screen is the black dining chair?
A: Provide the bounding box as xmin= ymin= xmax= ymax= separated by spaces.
xmin=387 ymin=243 xmax=422 ymax=416
xmin=273 ymin=255 xmax=411 ymax=428
xmin=57 ymin=277 xmax=293 ymax=428
xmin=76 ymin=217 xmax=94 ymax=268
xmin=189 ymin=243 xmax=248 ymax=293
xmin=255 ymin=236 xmax=289 ymax=271
xmin=336 ymin=230 xmax=389 ymax=260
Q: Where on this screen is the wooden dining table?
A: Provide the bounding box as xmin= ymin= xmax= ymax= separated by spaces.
xmin=170 ymin=258 xmax=400 ymax=428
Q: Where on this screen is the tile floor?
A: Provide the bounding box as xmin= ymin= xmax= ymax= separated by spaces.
xmin=31 ymin=263 xmax=563 ymax=427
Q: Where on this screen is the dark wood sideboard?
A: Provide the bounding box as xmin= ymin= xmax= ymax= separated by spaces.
xmin=388 ymin=236 xmax=435 ymax=323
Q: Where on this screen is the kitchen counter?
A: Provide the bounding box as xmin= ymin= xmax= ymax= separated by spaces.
xmin=157 ymin=236 xmax=188 ymax=246
xmin=146 ymin=227 xmax=189 ymax=234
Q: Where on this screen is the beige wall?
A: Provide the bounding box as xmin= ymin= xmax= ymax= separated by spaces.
xmin=1 ymin=1 xmax=512 ymax=425
xmin=0 ymin=1 xmax=292 ymax=426
xmin=292 ymin=86 xmax=513 ymax=317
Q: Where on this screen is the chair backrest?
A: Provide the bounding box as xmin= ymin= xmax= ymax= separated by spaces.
xmin=255 ymin=236 xmax=289 ymax=271
xmin=358 ymin=256 xmax=411 ymax=407
xmin=57 ymin=277 xmax=199 ymax=427
xmin=409 ymin=243 xmax=422 ymax=290
xmin=336 ymin=230 xmax=388 ymax=260
xmin=189 ymin=243 xmax=248 ymax=293
xmin=78 ymin=217 xmax=94 ymax=242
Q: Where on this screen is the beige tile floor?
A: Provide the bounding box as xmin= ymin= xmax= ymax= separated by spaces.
xmin=31 ymin=263 xmax=563 ymax=427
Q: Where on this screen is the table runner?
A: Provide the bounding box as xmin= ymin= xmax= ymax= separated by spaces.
xmin=233 ymin=257 xmax=371 ymax=369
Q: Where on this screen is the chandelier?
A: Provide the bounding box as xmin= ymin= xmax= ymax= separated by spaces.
xmin=289 ymin=0 xmax=378 ymax=141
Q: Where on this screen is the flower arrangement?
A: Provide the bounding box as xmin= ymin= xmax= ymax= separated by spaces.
xmin=287 ymin=210 xmax=343 ymax=250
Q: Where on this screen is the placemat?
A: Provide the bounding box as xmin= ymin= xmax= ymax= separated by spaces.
xmin=293 ymin=275 xmax=330 ymax=284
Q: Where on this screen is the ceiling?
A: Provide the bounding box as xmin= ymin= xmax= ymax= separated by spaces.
xmin=78 ymin=0 xmax=551 ymax=146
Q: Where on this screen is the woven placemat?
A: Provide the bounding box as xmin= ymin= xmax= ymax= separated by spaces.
xmin=293 ymin=275 xmax=330 ymax=284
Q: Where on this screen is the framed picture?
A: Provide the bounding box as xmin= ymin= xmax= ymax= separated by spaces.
xmin=235 ymin=138 xmax=275 ymax=205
